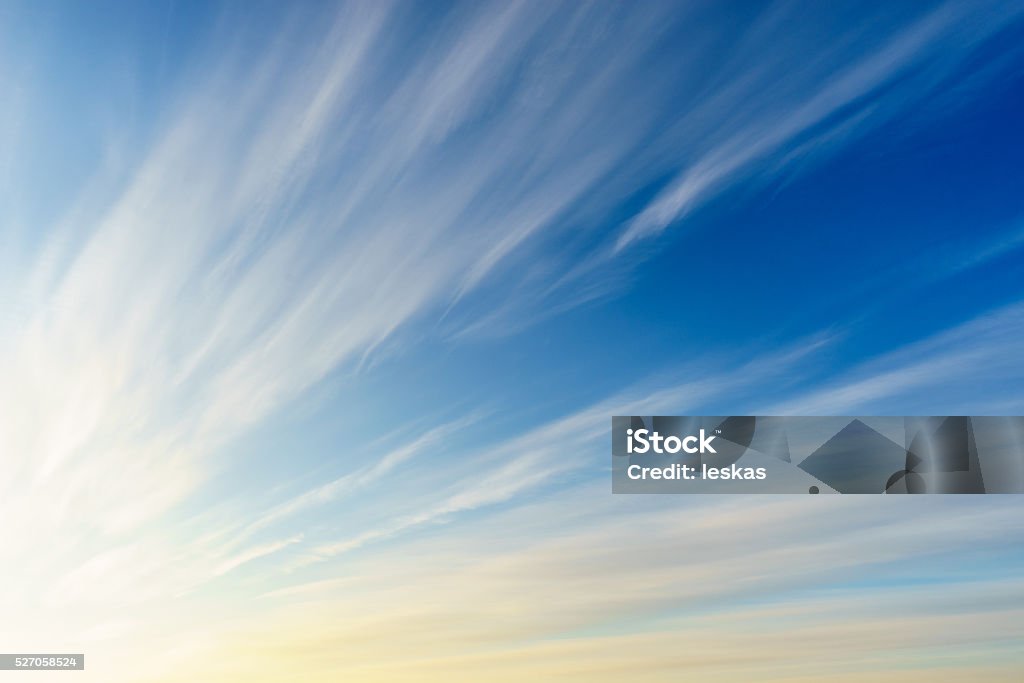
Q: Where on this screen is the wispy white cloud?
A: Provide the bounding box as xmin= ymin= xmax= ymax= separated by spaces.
xmin=766 ymin=300 xmax=1024 ymax=415
xmin=181 ymin=491 xmax=1024 ymax=683
xmin=614 ymin=0 xmax=1023 ymax=252
xmin=0 ymin=0 xmax=658 ymax=579
xmin=212 ymin=533 xmax=304 ymax=578
xmin=267 ymin=295 xmax=1024 ymax=572
xmin=275 ymin=334 xmax=834 ymax=566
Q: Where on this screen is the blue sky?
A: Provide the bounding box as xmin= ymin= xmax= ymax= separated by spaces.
xmin=1 ymin=1 xmax=1023 ymax=681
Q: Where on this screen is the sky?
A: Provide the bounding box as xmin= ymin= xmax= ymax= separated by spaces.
xmin=1 ymin=1 xmax=1023 ymax=681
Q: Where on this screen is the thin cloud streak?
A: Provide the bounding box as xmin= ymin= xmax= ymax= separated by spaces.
xmin=766 ymin=300 xmax=1024 ymax=415
xmin=614 ymin=0 xmax=1023 ymax=252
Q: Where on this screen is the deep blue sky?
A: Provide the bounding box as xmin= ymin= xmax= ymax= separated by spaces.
xmin=247 ymin=4 xmax=1024 ymax=464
